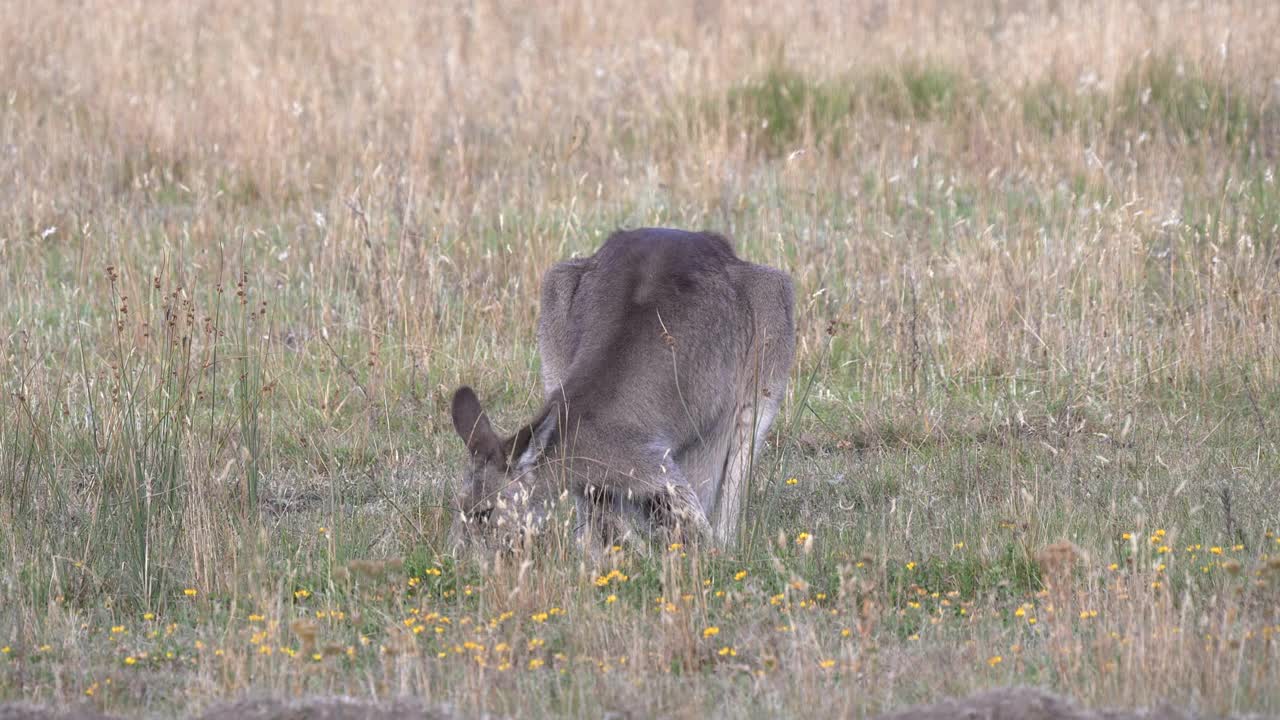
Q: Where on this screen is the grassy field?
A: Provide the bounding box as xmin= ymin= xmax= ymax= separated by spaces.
xmin=2 ymin=0 xmax=1280 ymax=717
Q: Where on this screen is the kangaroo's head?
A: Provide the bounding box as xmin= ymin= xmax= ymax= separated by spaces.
xmin=448 ymin=386 xmax=559 ymax=549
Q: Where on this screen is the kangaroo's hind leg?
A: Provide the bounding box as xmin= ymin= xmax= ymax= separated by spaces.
xmin=711 ymin=320 xmax=792 ymax=544
xmin=711 ymin=393 xmax=781 ymax=545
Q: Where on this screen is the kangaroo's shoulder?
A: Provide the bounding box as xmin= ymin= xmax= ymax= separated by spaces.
xmin=540 ymin=255 xmax=593 ymax=306
xmin=729 ymin=256 xmax=794 ymax=311
xmin=595 ymin=227 xmax=739 ymax=269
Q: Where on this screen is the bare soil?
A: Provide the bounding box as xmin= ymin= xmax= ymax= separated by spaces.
xmin=873 ymin=687 xmax=1206 ymax=720
xmin=2 ymin=687 xmax=1244 ymax=719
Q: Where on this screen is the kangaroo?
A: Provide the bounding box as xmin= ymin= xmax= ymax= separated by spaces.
xmin=449 ymin=228 xmax=794 ymax=551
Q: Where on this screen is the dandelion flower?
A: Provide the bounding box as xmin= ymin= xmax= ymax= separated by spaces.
xmin=183 ymin=588 xmax=197 ymax=597
xmin=718 ymin=646 xmax=736 ymax=656
xmin=819 ymin=659 xmax=836 ymax=669
xmin=988 ymin=655 xmax=1003 ymax=667
xmin=703 ymin=627 xmax=720 ymax=638
xmin=734 ymin=570 xmax=748 ymax=581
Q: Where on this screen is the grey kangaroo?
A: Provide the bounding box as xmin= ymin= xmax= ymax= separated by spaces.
xmin=449 ymin=228 xmax=794 ymax=551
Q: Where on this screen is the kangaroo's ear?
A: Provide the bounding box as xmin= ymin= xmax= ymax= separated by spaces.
xmin=509 ymin=405 xmax=559 ymax=470
xmin=452 ymin=386 xmax=498 ymax=457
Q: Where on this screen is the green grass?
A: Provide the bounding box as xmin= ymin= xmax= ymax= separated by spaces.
xmin=715 ymin=61 xmax=969 ymax=156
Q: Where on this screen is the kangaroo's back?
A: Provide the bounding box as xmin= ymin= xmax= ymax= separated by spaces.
xmin=541 ymin=229 xmax=748 ymax=432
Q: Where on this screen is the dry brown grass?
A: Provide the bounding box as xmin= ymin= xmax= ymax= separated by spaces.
xmin=2 ymin=1 xmax=1279 ymax=718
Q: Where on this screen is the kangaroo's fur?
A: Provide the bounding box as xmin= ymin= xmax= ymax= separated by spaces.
xmin=450 ymin=228 xmax=795 ymax=551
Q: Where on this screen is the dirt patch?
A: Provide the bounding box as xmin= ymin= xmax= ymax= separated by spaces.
xmin=0 ymin=703 xmax=114 ymax=720
xmin=873 ymin=687 xmax=1197 ymax=720
xmin=195 ymin=697 xmax=464 ymax=720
